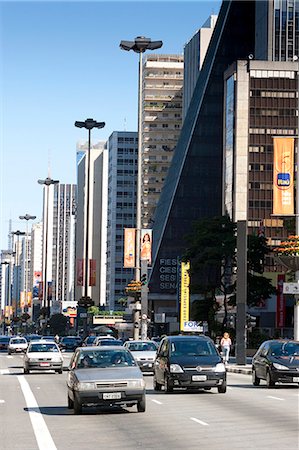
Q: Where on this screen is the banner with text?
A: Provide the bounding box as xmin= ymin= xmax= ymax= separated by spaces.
xmin=124 ymin=228 xmax=136 ymax=268
xmin=273 ymin=137 xmax=294 ymax=215
xmin=180 ymin=261 xmax=190 ymax=331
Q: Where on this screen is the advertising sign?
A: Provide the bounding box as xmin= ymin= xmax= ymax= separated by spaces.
xmin=124 ymin=228 xmax=136 ymax=268
xmin=180 ymin=261 xmax=190 ymax=331
xmin=89 ymin=259 xmax=96 ymax=286
xmin=276 ymin=274 xmax=285 ymax=328
xmin=273 ymin=137 xmax=294 ymax=215
xmin=183 ymin=321 xmax=203 ymax=332
xmin=140 ymin=229 xmax=152 ymax=266
xmin=76 ymin=259 xmax=84 ymax=286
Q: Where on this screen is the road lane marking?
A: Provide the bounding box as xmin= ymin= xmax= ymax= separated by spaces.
xmin=17 ymin=375 xmax=57 ymax=450
xmin=6 ymin=356 xmax=13 ymax=359
xmin=267 ymin=396 xmax=284 ymax=401
xmin=227 ymin=386 xmax=233 ymax=390
xmin=190 ymin=417 xmax=209 ymax=426
xmin=150 ymin=399 xmax=163 ymax=405
xmin=0 ymin=399 xmax=5 ymax=403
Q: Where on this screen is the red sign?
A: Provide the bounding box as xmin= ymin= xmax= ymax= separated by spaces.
xmin=276 ymin=274 xmax=286 ymax=328
xmin=89 ymin=259 xmax=96 ymax=286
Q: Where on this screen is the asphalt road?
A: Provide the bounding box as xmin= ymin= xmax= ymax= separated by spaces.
xmin=0 ymin=352 xmax=298 ymax=450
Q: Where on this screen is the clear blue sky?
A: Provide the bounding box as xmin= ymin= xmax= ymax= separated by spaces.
xmin=0 ymin=0 xmax=221 ymax=249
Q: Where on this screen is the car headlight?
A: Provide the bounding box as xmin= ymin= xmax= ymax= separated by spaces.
xmin=273 ymin=363 xmax=289 ymax=371
xmin=212 ymin=363 xmax=226 ymax=373
xmin=127 ymin=379 xmax=145 ymax=388
xmin=170 ymin=364 xmax=184 ymax=373
xmin=75 ymin=382 xmax=96 ymax=391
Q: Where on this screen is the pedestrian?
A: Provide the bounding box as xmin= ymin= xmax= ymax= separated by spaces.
xmin=221 ymin=332 xmax=232 ymax=363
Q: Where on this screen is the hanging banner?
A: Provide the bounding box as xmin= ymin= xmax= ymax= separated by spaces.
xmin=180 ymin=261 xmax=190 ymax=331
xmin=89 ymin=259 xmax=96 ymax=286
xmin=140 ymin=229 xmax=152 ymax=266
xmin=124 ymin=228 xmax=136 ymax=268
xmin=273 ymin=137 xmax=294 ymax=215
xmin=76 ymin=259 xmax=84 ymax=286
xmin=276 ymin=274 xmax=286 ymax=328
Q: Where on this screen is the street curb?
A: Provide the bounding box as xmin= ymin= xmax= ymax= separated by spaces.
xmin=227 ymin=367 xmax=252 ymax=375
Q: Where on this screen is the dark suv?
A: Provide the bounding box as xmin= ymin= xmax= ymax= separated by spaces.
xmin=153 ymin=335 xmax=226 ymax=393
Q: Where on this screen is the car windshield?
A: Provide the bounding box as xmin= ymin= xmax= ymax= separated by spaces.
xmin=270 ymin=342 xmax=299 ymax=356
xmin=0 ymin=337 xmax=10 ymax=343
xmin=99 ymin=340 xmax=123 ymax=346
xmin=76 ymin=349 xmax=135 ymax=369
xmin=29 ymin=343 xmax=59 ymax=352
xmin=62 ymin=337 xmax=77 ymax=342
xmin=10 ymin=338 xmax=26 ymax=344
xmin=85 ymin=336 xmax=97 ymax=344
xmin=127 ymin=342 xmax=157 ymax=351
xmin=170 ymin=340 xmax=218 ymax=356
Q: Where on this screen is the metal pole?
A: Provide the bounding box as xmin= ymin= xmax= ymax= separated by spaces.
xmin=44 ymin=186 xmax=49 ymax=323
xmin=236 ymin=220 xmax=247 ymax=365
xmin=136 ymin=50 xmax=143 ymax=282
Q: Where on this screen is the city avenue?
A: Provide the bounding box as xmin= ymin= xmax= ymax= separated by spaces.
xmin=0 ymin=353 xmax=297 ymax=450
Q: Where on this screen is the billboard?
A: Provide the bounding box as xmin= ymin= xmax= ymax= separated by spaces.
xmin=273 ymin=137 xmax=294 ymax=215
xmin=124 ymin=228 xmax=136 ymax=268
xmin=180 ymin=261 xmax=190 ymax=331
xmin=140 ymin=229 xmax=152 ymax=266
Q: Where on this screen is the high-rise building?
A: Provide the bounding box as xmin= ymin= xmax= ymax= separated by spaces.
xmin=183 ymin=15 xmax=218 ymax=119
xmin=106 ymin=131 xmax=138 ymax=310
xmin=142 ymin=54 xmax=184 ymax=228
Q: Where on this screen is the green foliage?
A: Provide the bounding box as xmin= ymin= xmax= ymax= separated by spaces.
xmin=88 ymin=306 xmax=100 ymax=316
xmin=48 ymin=313 xmax=68 ymax=335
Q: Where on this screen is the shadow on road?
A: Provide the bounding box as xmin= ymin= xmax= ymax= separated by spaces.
xmin=24 ymin=405 xmax=133 ymax=416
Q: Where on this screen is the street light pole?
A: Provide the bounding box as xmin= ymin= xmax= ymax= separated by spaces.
xmin=74 ymin=119 xmax=105 ymax=332
xmin=120 ymin=36 xmax=162 ymax=339
xmin=11 ymin=231 xmax=25 ymax=325
xmin=38 ymin=178 xmax=59 ymax=329
xmin=19 ymin=214 xmax=36 ymax=312
xmin=294 ymin=56 xmax=299 ymax=340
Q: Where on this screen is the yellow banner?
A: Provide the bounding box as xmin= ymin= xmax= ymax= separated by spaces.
xmin=273 ymin=137 xmax=294 ymax=215
xmin=180 ymin=261 xmax=190 ymax=331
xmin=124 ymin=228 xmax=136 ymax=268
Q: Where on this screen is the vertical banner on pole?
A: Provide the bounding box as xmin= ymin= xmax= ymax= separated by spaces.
xmin=180 ymin=261 xmax=190 ymax=331
xmin=273 ymin=137 xmax=294 ymax=215
xmin=124 ymin=228 xmax=136 ymax=268
xmin=140 ymin=229 xmax=152 ymax=266
xmin=276 ymin=274 xmax=286 ymax=328
xmin=76 ymin=259 xmax=84 ymax=286
xmin=89 ymin=259 xmax=96 ymax=286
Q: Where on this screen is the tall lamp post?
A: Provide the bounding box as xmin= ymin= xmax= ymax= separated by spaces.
xmin=120 ymin=36 xmax=162 ymax=340
xmin=19 ymin=214 xmax=36 ymax=313
xmin=11 ymin=231 xmax=25 ymax=325
xmin=38 ymin=177 xmax=59 ymax=328
xmin=74 ymin=119 xmax=105 ymax=331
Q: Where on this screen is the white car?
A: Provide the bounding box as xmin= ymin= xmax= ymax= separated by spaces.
xmin=123 ymin=340 xmax=158 ymax=373
xmin=8 ymin=337 xmax=28 ymax=354
xmin=24 ymin=340 xmax=63 ymax=374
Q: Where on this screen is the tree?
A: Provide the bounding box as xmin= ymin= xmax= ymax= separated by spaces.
xmin=48 ymin=313 xmax=68 ymax=335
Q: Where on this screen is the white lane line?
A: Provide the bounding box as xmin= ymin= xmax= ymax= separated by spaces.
xmin=0 ymin=369 xmax=9 ymax=375
xmin=267 ymin=395 xmax=285 ymax=401
xmin=150 ymin=399 xmax=163 ymax=405
xmin=6 ymin=356 xmax=13 ymax=359
xmin=190 ymin=417 xmax=209 ymax=426
xmin=17 ymin=375 xmax=57 ymax=450
xmin=227 ymin=386 xmax=233 ymax=390
xmin=0 ymin=399 xmax=5 ymax=403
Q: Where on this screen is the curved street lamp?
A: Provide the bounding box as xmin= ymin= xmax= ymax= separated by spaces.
xmin=74 ymin=119 xmax=105 ymax=331
xmin=38 ymin=178 xmax=59 ymax=326
xmin=120 ymin=36 xmax=163 ymax=340
xmin=19 ymin=214 xmax=36 ymax=313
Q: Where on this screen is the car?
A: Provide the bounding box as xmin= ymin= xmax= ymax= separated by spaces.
xmin=92 ymin=335 xmax=116 ymax=346
xmin=23 ymin=340 xmax=63 ymax=374
xmin=41 ymin=335 xmax=56 ymax=342
xmin=0 ymin=335 xmax=10 ymax=351
xmin=82 ymin=335 xmax=97 ymax=346
xmin=59 ymin=336 xmax=81 ymax=352
xmin=23 ymin=334 xmax=41 ymax=343
xmin=252 ymin=339 xmax=299 ymax=388
xmin=153 ymin=335 xmax=227 ymax=393
xmin=8 ymin=336 xmax=28 ymax=354
xmin=67 ymin=346 xmax=146 ymax=414
xmin=96 ymin=339 xmax=123 ymax=347
xmin=123 ymin=340 xmax=158 ymax=372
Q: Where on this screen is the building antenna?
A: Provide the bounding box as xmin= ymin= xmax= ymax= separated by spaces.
xmin=124 ymin=117 xmax=127 ymax=131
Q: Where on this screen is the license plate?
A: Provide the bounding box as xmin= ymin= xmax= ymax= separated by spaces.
xmin=192 ymin=375 xmax=207 ymax=381
xmin=293 ymin=377 xmax=299 ymax=382
xmin=40 ymin=362 xmax=50 ymax=367
xmin=103 ymin=392 xmax=121 ymax=400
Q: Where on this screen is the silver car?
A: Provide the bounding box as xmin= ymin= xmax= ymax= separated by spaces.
xmin=124 ymin=340 xmax=158 ymax=373
xmin=24 ymin=340 xmax=63 ymax=374
xmin=67 ymin=346 xmax=146 ymax=414
xmin=8 ymin=337 xmax=28 ymax=354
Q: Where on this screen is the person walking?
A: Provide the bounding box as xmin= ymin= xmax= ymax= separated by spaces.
xmin=221 ymin=332 xmax=232 ymax=363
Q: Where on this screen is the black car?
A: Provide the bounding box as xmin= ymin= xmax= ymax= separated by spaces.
xmin=252 ymin=340 xmax=299 ymax=388
xmin=59 ymin=336 xmax=81 ymax=352
xmin=153 ymin=335 xmax=227 ymax=393
xmin=0 ymin=335 xmax=10 ymax=351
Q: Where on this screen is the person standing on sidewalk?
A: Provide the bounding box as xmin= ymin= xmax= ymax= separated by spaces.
xmin=221 ymin=332 xmax=232 ymax=363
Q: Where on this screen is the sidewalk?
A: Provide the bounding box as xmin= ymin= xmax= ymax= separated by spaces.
xmin=226 ymin=357 xmax=252 ymax=375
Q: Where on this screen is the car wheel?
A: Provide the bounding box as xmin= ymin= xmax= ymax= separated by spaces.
xmin=252 ymin=368 xmax=260 ymax=386
xmin=57 ymin=369 xmax=63 ymax=374
xmin=153 ymin=375 xmax=162 ymax=391
xmin=137 ymin=394 xmax=146 ymax=413
xmin=8 ymin=351 xmax=11 ymax=355
xmin=218 ymin=381 xmax=227 ymax=394
xmin=24 ymin=367 xmax=29 ymax=374
xmin=73 ymin=396 xmax=82 ymax=414
xmin=67 ymin=395 xmax=74 ymax=409
xmin=266 ymin=371 xmax=275 ymax=388
xmin=164 ymin=376 xmax=173 ymax=393
xmin=204 ymin=387 xmax=211 ymax=391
